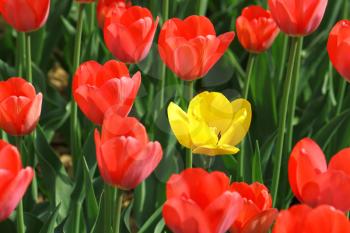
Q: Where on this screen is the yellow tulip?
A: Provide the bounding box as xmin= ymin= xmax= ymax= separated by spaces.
xmin=167 ymin=91 xmax=252 ymax=156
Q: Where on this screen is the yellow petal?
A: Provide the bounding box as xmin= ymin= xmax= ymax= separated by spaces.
xmin=188 ymin=91 xmax=233 ymax=133
xmin=188 ymin=114 xmax=218 ymax=149
xmin=219 ymin=99 xmax=252 ymax=146
xmin=193 ymin=144 xmax=240 ymax=156
xmin=167 ymin=102 xmax=192 ymax=148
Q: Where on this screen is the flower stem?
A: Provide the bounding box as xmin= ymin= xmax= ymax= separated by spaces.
xmin=239 ymin=54 xmax=256 ymax=181
xmin=271 ymin=37 xmax=302 ymax=207
xmin=16 ymin=200 xmax=25 ymax=233
xmin=185 ymin=81 xmax=194 ymax=169
xmin=104 ymin=184 xmax=113 ymax=233
xmin=25 ymin=33 xmax=32 ymax=83
xmin=286 ymin=37 xmax=303 ymax=151
xmin=71 ymin=3 xmax=84 ymax=171
xmin=113 ymin=189 xmax=123 ymax=233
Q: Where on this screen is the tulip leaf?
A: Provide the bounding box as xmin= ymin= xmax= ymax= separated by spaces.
xmin=39 ymin=203 xmax=61 ymax=233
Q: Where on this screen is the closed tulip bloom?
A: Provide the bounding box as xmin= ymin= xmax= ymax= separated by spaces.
xmin=72 ymin=60 xmax=141 ymax=125
xmin=236 ymin=6 xmax=279 ymax=53
xmin=0 ymin=0 xmax=50 ymax=32
xmin=289 ymin=138 xmax=350 ymax=212
xmin=168 ymin=91 xmax=251 ymax=156
xmin=159 ymin=16 xmax=235 ymax=81
xmin=94 ymin=110 xmax=163 ymax=190
xmin=97 ymin=0 xmax=131 ymax=28
xmin=230 ymin=182 xmax=278 ymax=233
xmin=268 ymin=0 xmax=328 ymax=36
xmin=327 ymin=20 xmax=350 ymax=82
xmin=104 ymin=6 xmax=159 ymax=63
xmin=0 ymin=77 xmax=42 ymax=136
xmin=163 ymin=168 xmax=244 ymax=233
xmin=0 ymin=140 xmax=34 ymax=221
xmin=273 ymin=205 xmax=350 ymax=233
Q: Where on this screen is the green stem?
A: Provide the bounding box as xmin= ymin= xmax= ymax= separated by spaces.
xmin=239 ymin=54 xmax=256 ymax=181
xmin=16 ymin=200 xmax=25 ymax=233
xmin=185 ymin=81 xmax=194 ymax=169
xmin=159 ymin=0 xmax=169 ymax=110
xmin=104 ymin=184 xmax=113 ymax=233
xmin=113 ymin=189 xmax=123 ymax=233
xmin=271 ymin=37 xmax=302 ymax=207
xmin=277 ymin=35 xmax=289 ymax=84
xmin=73 ymin=202 xmax=82 ymax=233
xmin=286 ymin=38 xmax=303 ymax=152
xmin=197 ymin=0 xmax=208 ymax=15
xmin=70 ymin=3 xmax=84 ymax=171
xmin=25 ymin=33 xmax=32 ymax=83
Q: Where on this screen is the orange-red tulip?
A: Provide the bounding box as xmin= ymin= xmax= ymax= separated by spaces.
xmin=97 ymin=0 xmax=131 ymax=28
xmin=72 ymin=60 xmax=141 ymax=125
xmin=0 ymin=0 xmax=50 ymax=32
xmin=236 ymin=6 xmax=279 ymax=53
xmin=0 ymin=140 xmax=33 ymax=221
xmin=158 ymin=16 xmax=235 ymax=81
xmin=0 ymin=77 xmax=42 ymax=136
xmin=273 ymin=205 xmax=350 ymax=233
xmin=268 ymin=0 xmax=328 ymax=36
xmin=94 ymin=109 xmax=162 ymax=190
xmin=163 ymin=168 xmax=244 ymax=233
xmin=327 ymin=20 xmax=350 ymax=82
xmin=289 ymin=138 xmax=350 ymax=212
xmin=104 ymin=6 xmax=159 ymax=63
xmin=230 ymin=182 xmax=278 ymax=233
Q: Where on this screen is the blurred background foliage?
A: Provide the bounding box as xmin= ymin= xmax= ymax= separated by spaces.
xmin=0 ymin=0 xmax=349 ymax=232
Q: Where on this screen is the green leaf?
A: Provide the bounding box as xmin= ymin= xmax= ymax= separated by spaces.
xmin=39 ymin=203 xmax=61 ymax=233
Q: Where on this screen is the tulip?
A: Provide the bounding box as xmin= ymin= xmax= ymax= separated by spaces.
xmin=0 ymin=77 xmax=42 ymax=136
xmin=268 ymin=0 xmax=328 ymax=36
xmin=327 ymin=20 xmax=350 ymax=82
xmin=289 ymin=138 xmax=350 ymax=212
xmin=104 ymin=6 xmax=159 ymax=63
xmin=72 ymin=60 xmax=141 ymax=125
xmin=163 ymin=168 xmax=244 ymax=233
xmin=158 ymin=15 xmax=235 ymax=81
xmin=168 ymin=91 xmax=251 ymax=156
xmin=94 ymin=109 xmax=163 ymax=190
xmin=236 ymin=6 xmax=279 ymax=53
xmin=230 ymin=182 xmax=278 ymax=233
xmin=97 ymin=0 xmax=131 ymax=28
xmin=0 ymin=0 xmax=50 ymax=32
xmin=0 ymin=140 xmax=33 ymax=221
xmin=272 ymin=204 xmax=350 ymax=233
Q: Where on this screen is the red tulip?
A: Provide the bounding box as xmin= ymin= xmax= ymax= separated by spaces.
xmin=236 ymin=6 xmax=279 ymax=53
xmin=230 ymin=182 xmax=278 ymax=233
xmin=0 ymin=77 xmax=42 ymax=136
xmin=158 ymin=16 xmax=235 ymax=81
xmin=94 ymin=109 xmax=162 ymax=190
xmin=0 ymin=0 xmax=50 ymax=32
xmin=268 ymin=0 xmax=328 ymax=36
xmin=0 ymin=140 xmax=33 ymax=221
xmin=104 ymin=6 xmax=159 ymax=63
xmin=72 ymin=60 xmax=141 ymax=125
xmin=163 ymin=168 xmax=244 ymax=233
xmin=289 ymin=138 xmax=350 ymax=212
xmin=327 ymin=20 xmax=350 ymax=82
xmin=272 ymin=204 xmax=350 ymax=233
xmin=97 ymin=0 xmax=131 ymax=28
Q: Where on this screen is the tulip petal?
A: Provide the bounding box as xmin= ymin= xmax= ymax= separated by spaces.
xmin=193 ymin=144 xmax=239 ymax=156
xmin=241 ymin=208 xmax=278 ymax=233
xmin=329 ymin=148 xmax=350 ymax=176
xmin=205 ymin=192 xmax=243 ymax=233
xmin=0 ymin=144 xmax=22 ymax=174
xmin=0 ymin=167 xmax=33 ymax=221
xmin=167 ymin=102 xmax=192 ymax=149
xmin=219 ymin=99 xmax=252 ymax=147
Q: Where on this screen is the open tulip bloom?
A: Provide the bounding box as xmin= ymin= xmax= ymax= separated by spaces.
xmin=273 ymin=204 xmax=350 ymax=233
xmin=158 ymin=15 xmax=235 ymax=81
xmin=168 ymin=91 xmax=251 ymax=156
xmin=163 ymin=168 xmax=244 ymax=233
xmin=72 ymin=60 xmax=141 ymax=125
xmin=0 ymin=140 xmax=33 ymax=221
xmin=94 ymin=109 xmax=163 ymax=190
xmin=289 ymin=138 xmax=350 ymax=212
